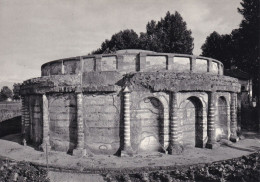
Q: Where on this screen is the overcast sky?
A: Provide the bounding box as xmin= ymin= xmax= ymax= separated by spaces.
xmin=0 ymin=0 xmax=243 ymax=84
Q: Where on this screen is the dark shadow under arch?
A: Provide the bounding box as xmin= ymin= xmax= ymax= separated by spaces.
xmin=216 ymin=96 xmax=228 ymax=141
xmin=180 ymin=96 xmax=203 ymax=148
xmin=133 ymin=96 xmax=164 ymax=152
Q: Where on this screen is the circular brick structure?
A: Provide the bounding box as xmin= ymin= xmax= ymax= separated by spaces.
xmin=20 ymin=49 xmax=240 ymax=156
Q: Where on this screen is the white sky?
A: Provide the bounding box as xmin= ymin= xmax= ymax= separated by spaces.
xmin=0 ymin=0 xmax=242 ymax=83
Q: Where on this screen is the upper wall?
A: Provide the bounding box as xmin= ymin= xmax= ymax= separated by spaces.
xmin=41 ymin=50 xmax=224 ymax=76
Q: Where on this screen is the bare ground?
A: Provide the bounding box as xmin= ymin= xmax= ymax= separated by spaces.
xmin=0 ymin=132 xmax=259 ymax=182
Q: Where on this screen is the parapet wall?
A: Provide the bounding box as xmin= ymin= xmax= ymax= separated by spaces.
xmin=41 ymin=50 xmax=224 ymax=76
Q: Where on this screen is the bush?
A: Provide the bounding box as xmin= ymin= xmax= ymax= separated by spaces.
xmin=102 ymin=152 xmax=260 ymax=182
xmin=0 ymin=158 xmax=49 ymax=182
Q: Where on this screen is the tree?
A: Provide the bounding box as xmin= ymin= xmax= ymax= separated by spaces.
xmin=201 ymin=0 xmax=260 ymax=130
xmin=0 ymin=86 xmax=13 ymax=101
xmin=140 ymin=11 xmax=194 ymax=54
xmin=92 ymin=11 xmax=194 ymax=54
xmin=201 ymin=32 xmax=233 ymax=69
xmin=235 ymin=0 xmax=259 ymax=75
xmin=92 ymin=29 xmax=140 ymax=54
xmin=13 ymin=83 xmax=21 ymax=100
xmin=201 ymin=0 xmax=259 ymax=94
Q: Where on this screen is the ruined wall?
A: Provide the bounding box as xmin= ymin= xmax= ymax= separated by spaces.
xmin=177 ymin=92 xmax=208 ymax=147
xmin=130 ymin=91 xmax=169 ymax=152
xmin=144 ymin=56 xmax=167 ymax=71
xmin=63 ymin=59 xmax=80 ymax=75
xmin=101 ymin=56 xmax=117 ymax=71
xmin=82 ymin=57 xmax=95 ymax=72
xmin=48 ymin=93 xmax=77 ymax=152
xmin=22 ymin=50 xmax=241 ymax=156
xmin=41 ymin=51 xmax=225 ymax=76
xmin=215 ymin=92 xmax=231 ymax=140
xmin=0 ymin=102 xmax=21 ymax=122
xmin=29 ymin=95 xmax=43 ymax=146
xmin=83 ymin=93 xmax=120 ymax=155
xmin=120 ymin=55 xmax=138 ymax=72
xmin=194 ymin=59 xmax=208 ymax=73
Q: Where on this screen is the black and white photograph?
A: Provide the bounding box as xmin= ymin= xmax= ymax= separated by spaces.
xmin=0 ymin=0 xmax=259 ymax=181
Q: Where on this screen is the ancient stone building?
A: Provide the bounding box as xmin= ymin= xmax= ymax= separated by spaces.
xmin=20 ymin=49 xmax=240 ymax=156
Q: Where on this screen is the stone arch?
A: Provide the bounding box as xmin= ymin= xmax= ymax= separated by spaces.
xmin=133 ymin=96 xmax=165 ymax=152
xmin=215 ymin=96 xmax=229 ymax=141
xmin=179 ymin=96 xmax=203 ymax=147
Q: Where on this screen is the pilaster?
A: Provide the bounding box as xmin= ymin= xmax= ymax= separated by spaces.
xmin=230 ymin=92 xmax=239 ymax=142
xmin=95 ymin=55 xmax=102 ymax=71
xmin=167 ymin=55 xmax=174 ymax=70
xmin=139 ymin=53 xmax=146 ymax=71
xmin=206 ymin=91 xmax=219 ymax=149
xmin=23 ymin=96 xmax=30 ymax=144
xmin=73 ymin=92 xmax=87 ymax=157
xmin=21 ymin=96 xmax=25 ymax=145
xmin=191 ymin=56 xmax=196 ymax=72
xmin=167 ymin=92 xmax=183 ymax=154
xmin=118 ymin=87 xmax=133 ymax=156
xmin=40 ymin=94 xmax=51 ymax=152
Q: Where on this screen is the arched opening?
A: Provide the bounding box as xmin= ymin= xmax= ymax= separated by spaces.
xmin=134 ymin=97 xmax=164 ymax=152
xmin=180 ymin=96 xmax=203 ymax=148
xmin=216 ymin=96 xmax=228 ymax=141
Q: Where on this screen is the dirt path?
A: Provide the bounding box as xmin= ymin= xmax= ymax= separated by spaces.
xmin=0 ymin=132 xmax=259 ymax=181
xmin=48 ymin=172 xmax=104 ymax=182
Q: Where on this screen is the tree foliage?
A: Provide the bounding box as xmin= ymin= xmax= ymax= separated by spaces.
xmin=202 ymin=0 xmax=259 ymax=71
xmin=201 ymin=0 xmax=259 ymax=96
xmin=92 ymin=29 xmax=140 ymax=54
xmin=201 ymin=32 xmax=233 ymax=69
xmin=0 ymin=86 xmax=13 ymax=101
xmin=92 ymin=11 xmax=194 ymax=54
xmin=140 ymin=11 xmax=194 ymax=54
xmin=13 ymin=83 xmax=21 ymax=100
xmin=235 ymin=0 xmax=260 ymax=74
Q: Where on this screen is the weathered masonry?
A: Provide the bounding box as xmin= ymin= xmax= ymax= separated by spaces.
xmin=20 ymin=49 xmax=241 ymax=156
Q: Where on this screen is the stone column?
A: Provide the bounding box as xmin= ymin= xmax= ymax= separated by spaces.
xmin=73 ymin=92 xmax=86 ymax=157
xmin=95 ymin=55 xmax=102 ymax=71
xmin=230 ymin=92 xmax=239 ymax=142
xmin=23 ymin=96 xmax=30 ymax=144
xmin=139 ymin=53 xmax=146 ymax=71
xmin=206 ymin=91 xmax=218 ymax=149
xmin=40 ymin=94 xmax=51 ymax=152
xmin=167 ymin=92 xmax=183 ymax=154
xmin=226 ymin=103 xmax=231 ymax=140
xmin=191 ymin=56 xmax=196 ymax=72
xmin=167 ymin=55 xmax=174 ymax=70
xmin=21 ymin=96 xmax=25 ymax=145
xmin=208 ymin=60 xmax=212 ymax=73
xmin=119 ymin=87 xmax=133 ymax=156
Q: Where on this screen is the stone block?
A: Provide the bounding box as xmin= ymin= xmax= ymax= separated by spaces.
xmin=167 ymin=144 xmax=184 ymax=155
xmin=63 ymin=59 xmax=80 ymax=75
xmin=73 ymin=148 xmax=86 ymax=157
xmin=205 ymin=142 xmax=220 ymax=149
xmin=230 ymin=135 xmax=239 ymax=142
